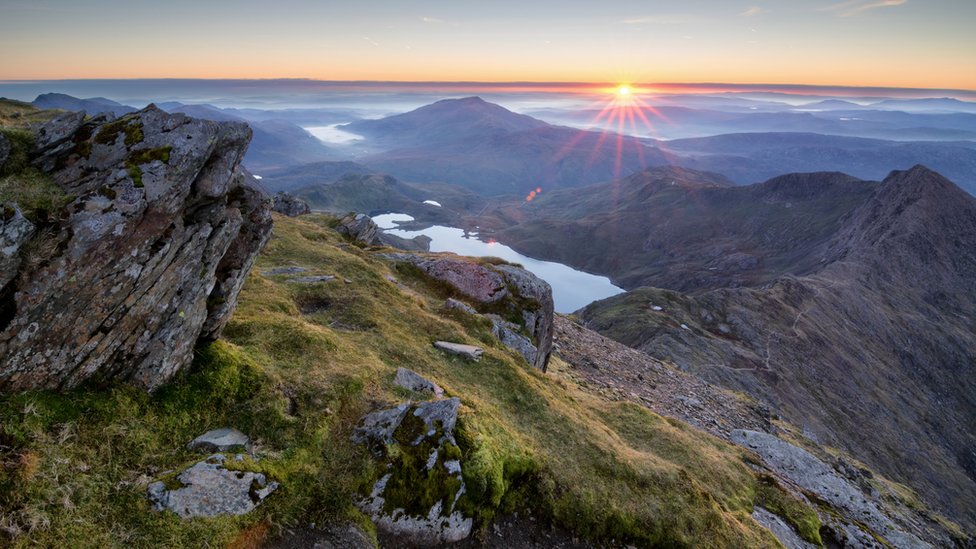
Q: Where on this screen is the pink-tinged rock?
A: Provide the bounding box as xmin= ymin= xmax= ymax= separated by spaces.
xmin=419 ymin=257 xmax=508 ymax=303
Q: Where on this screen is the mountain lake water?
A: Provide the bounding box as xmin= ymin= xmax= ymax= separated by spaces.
xmin=373 ymin=213 xmax=624 ymax=313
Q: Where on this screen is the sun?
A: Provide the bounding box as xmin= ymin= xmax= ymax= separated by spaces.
xmin=616 ymin=84 xmax=632 ymax=97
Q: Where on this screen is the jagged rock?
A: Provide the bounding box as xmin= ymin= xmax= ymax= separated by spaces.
xmin=354 ymin=398 xmax=471 ymax=544
xmin=147 ymin=454 xmax=278 ymax=518
xmin=272 ymin=191 xmax=310 ymax=217
xmin=494 ymin=264 xmax=554 ymax=371
xmin=395 ymin=367 xmax=444 ymax=397
xmin=0 ymin=205 xmax=35 ymax=290
xmin=433 ymin=341 xmax=484 ymax=361
xmin=752 ymin=507 xmax=816 ymax=549
xmin=486 ymin=314 xmax=537 ymax=366
xmin=419 ymin=257 xmax=508 ymax=303
xmin=443 ymin=298 xmax=476 ymax=315
xmin=731 ymin=430 xmax=928 ymax=548
xmin=187 ymin=427 xmax=251 ymax=453
xmin=262 ymin=266 xmax=308 ymax=276
xmin=337 ymin=213 xmax=380 ymax=245
xmin=0 ymin=133 xmax=10 ymax=171
xmin=0 ymin=105 xmax=272 ymax=392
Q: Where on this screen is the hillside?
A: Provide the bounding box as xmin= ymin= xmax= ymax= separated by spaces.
xmin=579 ymin=166 xmax=976 ymax=534
xmin=479 ymin=166 xmax=878 ymax=290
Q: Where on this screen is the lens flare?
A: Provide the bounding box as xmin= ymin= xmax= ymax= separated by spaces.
xmin=616 ymin=85 xmax=631 ymax=97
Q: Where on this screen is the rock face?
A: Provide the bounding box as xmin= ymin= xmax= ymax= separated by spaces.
xmin=337 ymin=212 xmax=381 ymax=245
xmin=732 ymin=430 xmax=929 ymax=548
xmin=0 ymin=205 xmax=34 ymax=290
xmin=494 ymin=264 xmax=554 ymax=372
xmin=419 ymin=257 xmax=508 ymax=303
xmin=0 ymin=105 xmax=272 ymax=392
xmin=147 ymin=454 xmax=278 ymax=518
xmin=272 ymin=191 xmax=310 ymax=217
xmin=354 ymin=398 xmax=472 ymax=544
xmin=486 ymin=315 xmax=537 ymax=366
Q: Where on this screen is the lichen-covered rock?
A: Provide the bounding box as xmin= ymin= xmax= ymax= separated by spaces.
xmin=443 ymin=298 xmax=476 ymax=315
xmin=354 ymin=398 xmax=472 ymax=544
xmin=147 ymin=454 xmax=278 ymax=518
xmin=0 ymin=105 xmax=272 ymax=392
xmin=337 ymin=212 xmax=381 ymax=245
xmin=272 ymin=191 xmax=310 ymax=217
xmin=731 ymin=430 xmax=929 ymax=548
xmin=395 ymin=367 xmax=444 ymax=397
xmin=0 ymin=205 xmax=34 ymax=290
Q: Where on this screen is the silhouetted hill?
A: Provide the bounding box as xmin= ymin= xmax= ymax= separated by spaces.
xmin=32 ymin=92 xmax=136 ymax=116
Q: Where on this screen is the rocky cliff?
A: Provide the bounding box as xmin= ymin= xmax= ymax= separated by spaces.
xmin=0 ymin=105 xmax=272 ymax=391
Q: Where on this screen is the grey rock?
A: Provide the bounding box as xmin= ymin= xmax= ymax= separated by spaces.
xmin=352 ymin=402 xmax=411 ymax=447
xmin=495 ymin=264 xmax=554 ymax=372
xmin=0 ymin=132 xmax=9 ymax=171
xmin=378 ymin=232 xmax=431 ymax=252
xmin=0 ymin=105 xmax=272 ymax=392
xmin=147 ymin=454 xmax=277 ymax=518
xmin=354 ymin=398 xmax=470 ymax=544
xmin=731 ymin=430 xmax=929 ymax=548
xmin=395 ymin=367 xmax=444 ymax=397
xmin=443 ymin=298 xmax=477 ymax=315
xmin=376 ymin=252 xmax=425 ymax=266
xmin=187 ymin=427 xmax=251 ymax=453
xmin=262 ymin=266 xmax=308 ymax=276
xmin=433 ymin=341 xmax=484 ymax=361
xmin=486 ymin=314 xmax=537 ymax=366
xmin=291 ymin=275 xmax=336 ymax=284
xmin=272 ymin=191 xmax=310 ymax=217
xmin=752 ymin=507 xmax=816 ymax=549
xmin=337 ymin=213 xmax=380 ymax=245
xmin=0 ymin=205 xmax=35 ymax=290
xmin=419 ymin=257 xmax=508 ymax=303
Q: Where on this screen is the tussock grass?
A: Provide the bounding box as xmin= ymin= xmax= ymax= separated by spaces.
xmin=0 ymin=213 xmax=817 ymax=547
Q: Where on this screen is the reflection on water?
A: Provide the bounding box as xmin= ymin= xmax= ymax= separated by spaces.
xmin=373 ymin=213 xmax=623 ymax=313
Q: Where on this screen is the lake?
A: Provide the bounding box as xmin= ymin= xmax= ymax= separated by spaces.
xmin=373 ymin=213 xmax=624 ymax=313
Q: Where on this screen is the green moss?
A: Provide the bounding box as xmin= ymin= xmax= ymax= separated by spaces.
xmin=128 ymin=145 xmax=171 ymax=166
xmin=0 ymin=129 xmax=73 ymax=224
xmin=755 ymin=474 xmax=823 ymax=546
xmin=127 ymin=164 xmax=143 ymax=188
xmin=93 ymin=118 xmax=144 ymax=147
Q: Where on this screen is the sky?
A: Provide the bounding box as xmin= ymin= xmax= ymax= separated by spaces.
xmin=1 ymin=0 xmax=975 ymax=89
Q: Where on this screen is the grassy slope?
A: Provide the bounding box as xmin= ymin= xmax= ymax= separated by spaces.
xmin=0 ymin=213 xmax=822 ymax=548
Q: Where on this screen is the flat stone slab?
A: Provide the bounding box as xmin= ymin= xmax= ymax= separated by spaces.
xmin=148 ymin=454 xmax=278 ymax=518
xmin=433 ymin=341 xmax=483 ymax=361
xmin=395 ymin=367 xmax=445 ymax=397
xmin=187 ymin=427 xmax=251 ymax=453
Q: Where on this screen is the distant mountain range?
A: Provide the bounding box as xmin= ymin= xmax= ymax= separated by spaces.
xmin=491 ymin=164 xmax=976 ymax=532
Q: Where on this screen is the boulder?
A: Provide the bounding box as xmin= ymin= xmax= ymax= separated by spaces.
xmin=0 ymin=132 xmax=10 ymax=171
xmin=147 ymin=454 xmax=278 ymax=518
xmin=433 ymin=341 xmax=484 ymax=361
xmin=0 ymin=205 xmax=35 ymax=290
xmin=378 ymin=232 xmax=431 ymax=252
xmin=187 ymin=427 xmax=251 ymax=453
xmin=419 ymin=257 xmax=508 ymax=303
xmin=395 ymin=367 xmax=445 ymax=397
xmin=443 ymin=298 xmax=476 ymax=315
xmin=354 ymin=398 xmax=472 ymax=544
xmin=272 ymin=191 xmax=310 ymax=217
xmin=486 ymin=314 xmax=537 ymax=366
xmin=337 ymin=213 xmax=380 ymax=245
xmin=493 ymin=265 xmax=554 ymax=372
xmin=0 ymin=105 xmax=273 ymax=392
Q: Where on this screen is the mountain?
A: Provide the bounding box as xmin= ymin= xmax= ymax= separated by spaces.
xmin=576 ymin=166 xmax=976 ymax=533
xmin=870 ymin=97 xmax=976 ymax=112
xmin=800 ymin=99 xmax=864 ymax=110
xmin=32 ymin=92 xmax=136 ymax=116
xmin=257 ymin=159 xmax=372 ymax=192
xmin=478 ymin=166 xmax=878 ymax=290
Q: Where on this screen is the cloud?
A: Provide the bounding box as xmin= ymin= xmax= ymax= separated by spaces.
xmin=740 ymin=6 xmax=768 ymax=17
xmin=421 ymin=16 xmax=445 ymax=24
xmin=820 ymin=0 xmax=907 ymax=17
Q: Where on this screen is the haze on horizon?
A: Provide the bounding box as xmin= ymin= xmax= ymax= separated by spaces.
xmin=2 ymin=0 xmax=975 ymax=90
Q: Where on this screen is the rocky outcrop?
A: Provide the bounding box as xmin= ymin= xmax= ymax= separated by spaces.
xmin=0 ymin=205 xmax=34 ymax=290
xmin=337 ymin=212 xmax=381 ymax=245
xmin=732 ymin=430 xmax=929 ymax=548
xmin=148 ymin=454 xmax=278 ymax=518
xmin=494 ymin=264 xmax=554 ymax=371
xmin=419 ymin=257 xmax=508 ymax=303
xmin=272 ymin=191 xmax=310 ymax=217
xmin=0 ymin=105 xmax=272 ymax=392
xmin=354 ymin=398 xmax=472 ymax=544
